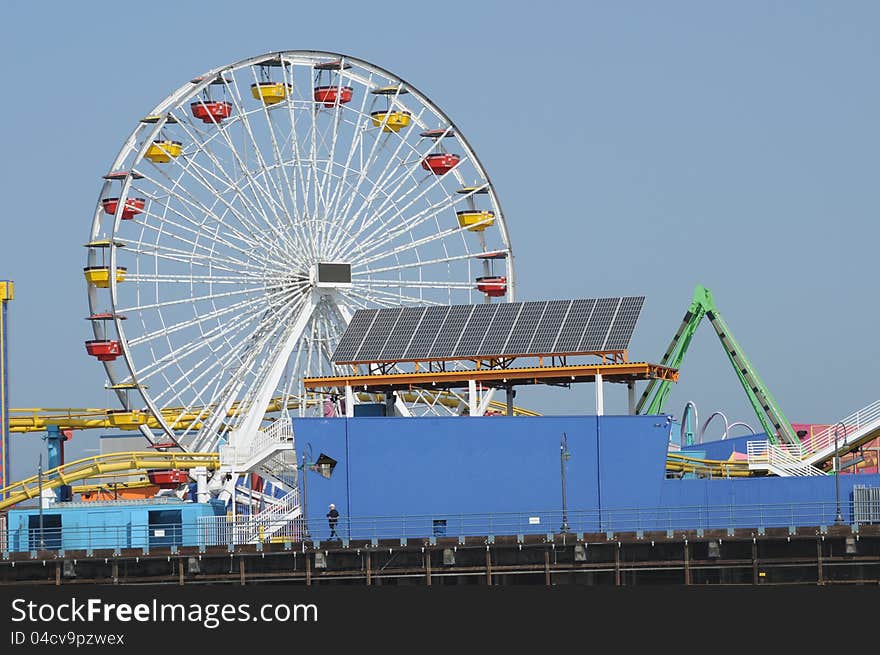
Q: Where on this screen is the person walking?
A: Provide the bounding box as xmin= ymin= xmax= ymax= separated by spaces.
xmin=327 ymin=503 xmax=340 ymax=540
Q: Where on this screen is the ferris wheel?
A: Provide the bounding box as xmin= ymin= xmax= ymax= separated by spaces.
xmin=85 ymin=50 xmax=515 ymax=452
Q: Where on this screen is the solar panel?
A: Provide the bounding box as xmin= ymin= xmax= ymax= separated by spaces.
xmin=403 ymin=306 xmax=449 ymax=360
xmin=431 ymin=305 xmax=474 ymax=355
xmin=332 ymin=296 xmax=645 ymax=363
xmin=332 ymin=309 xmax=378 ymax=362
xmin=604 ymin=296 xmax=644 ymax=350
xmin=529 ymin=300 xmax=571 ymax=353
xmin=351 ymin=307 xmax=402 ymax=362
xmin=454 ymin=304 xmax=498 ymax=356
xmin=477 ymin=302 xmax=522 ymax=355
xmin=379 ymin=306 xmax=426 ymax=361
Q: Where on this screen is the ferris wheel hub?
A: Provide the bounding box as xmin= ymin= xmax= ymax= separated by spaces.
xmin=310 ymin=262 xmax=352 ymax=289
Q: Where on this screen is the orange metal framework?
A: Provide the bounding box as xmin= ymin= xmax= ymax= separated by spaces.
xmin=336 ymin=349 xmax=629 ymax=373
xmin=304 ymin=361 xmax=677 ymax=393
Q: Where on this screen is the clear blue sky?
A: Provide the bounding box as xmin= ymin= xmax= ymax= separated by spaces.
xmin=2 ymin=1 xmax=878 ymax=478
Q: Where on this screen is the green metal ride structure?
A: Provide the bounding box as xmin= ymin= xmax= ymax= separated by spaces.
xmin=636 ymin=285 xmax=799 ymax=447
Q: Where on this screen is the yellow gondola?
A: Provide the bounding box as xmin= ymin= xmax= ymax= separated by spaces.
xmin=83 ymin=266 xmax=127 ymax=288
xmin=370 ymin=110 xmax=412 ymax=133
xmin=251 ymin=82 xmax=290 ymax=105
xmin=144 ymin=140 xmax=182 ymax=163
xmin=456 ymin=210 xmax=496 ymax=232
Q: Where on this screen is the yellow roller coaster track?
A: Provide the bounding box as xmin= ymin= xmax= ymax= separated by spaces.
xmin=0 ymin=451 xmax=219 ymax=511
xmin=666 ymin=452 xmax=753 ymax=478
xmin=8 ymin=391 xmax=540 ymax=433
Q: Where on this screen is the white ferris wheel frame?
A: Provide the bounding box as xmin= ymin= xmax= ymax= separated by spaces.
xmin=86 ymin=50 xmax=515 ymax=452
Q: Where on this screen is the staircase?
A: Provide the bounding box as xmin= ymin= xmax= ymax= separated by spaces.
xmin=746 ymin=441 xmax=824 ymax=477
xmin=747 ymin=399 xmax=880 ymax=477
xmin=243 ymin=486 xmax=303 ymax=544
xmin=219 ymin=417 xmax=296 ymax=474
xmin=798 ymin=400 xmax=880 ymax=466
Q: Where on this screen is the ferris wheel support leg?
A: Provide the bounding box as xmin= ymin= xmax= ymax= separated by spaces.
xmin=227 ymin=294 xmax=319 ymax=454
xmin=193 ymin=467 xmax=209 ymax=503
xmin=477 ymin=387 xmax=497 ymax=417
xmin=344 ymin=385 xmax=355 ymax=418
xmin=468 ymin=380 xmax=478 ymax=416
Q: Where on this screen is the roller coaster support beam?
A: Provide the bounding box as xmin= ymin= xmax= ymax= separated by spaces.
xmin=0 ymin=280 xmax=12 ymax=497
xmin=636 ymin=284 xmax=798 ymax=446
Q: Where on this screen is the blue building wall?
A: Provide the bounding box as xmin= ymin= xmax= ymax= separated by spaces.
xmin=6 ymin=500 xmax=225 ymax=552
xmin=682 ymin=433 xmax=756 ymax=461
xmin=292 ymin=415 xmax=880 ymax=540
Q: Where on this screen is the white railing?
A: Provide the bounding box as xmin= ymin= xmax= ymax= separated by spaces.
xmin=220 ymin=417 xmax=295 ymax=471
xmin=244 ymin=486 xmax=302 ymax=543
xmin=747 ymin=440 xmax=823 ymax=476
xmin=746 ymin=398 xmax=880 ymax=476
xmin=800 ymin=399 xmax=880 ymax=458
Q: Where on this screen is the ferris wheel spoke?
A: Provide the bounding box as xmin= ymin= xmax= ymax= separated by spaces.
xmin=355 ymin=279 xmax=476 ymax=290
xmin=132 ymin=285 xmax=304 ymax=387
xmin=225 ymin=294 xmax=317 ymax=437
xmin=152 ymin=316 xmax=271 ymax=415
xmin=332 ymin=91 xmax=417 ymax=236
xmin=332 ymin=106 xmax=427 ymax=244
xmin=344 ymin=286 xmax=433 ymax=306
xmin=128 ymin=204 xmax=263 ymax=267
xmin=123 ymin=236 xmax=268 ymax=277
xmin=336 ymin=126 xmax=450 ymax=244
xmin=221 ymin=71 xmax=299 ymax=251
xmin=354 ymin=249 xmax=501 ymax=276
xmin=345 ymin=187 xmax=490 ymax=267
xmin=126 ymin=289 xmax=287 ymax=348
xmin=171 ymin=114 xmax=284 ymax=232
xmin=126 ymin=271 xmax=266 ymax=284
xmin=131 ymin=309 xmax=264 ymax=387
xmin=116 ymin=284 xmax=267 ymax=314
xmin=172 ymin=151 xmax=296 ymax=257
xmin=129 ymin=181 xmax=267 ymax=257
xmin=321 ymin=72 xmax=374 ymax=229
xmin=313 ymin=91 xmax=349 ymax=257
xmin=340 ymin=158 xmax=469 ymax=258
xmin=247 ymin=67 xmax=308 ymax=250
xmin=278 ymin=64 xmax=321 ymax=259
xmin=347 ymin=217 xmax=475 ymax=270
xmin=132 ymin=168 xmax=279 ymax=256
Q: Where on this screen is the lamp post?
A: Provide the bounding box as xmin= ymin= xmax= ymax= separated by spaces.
xmin=300 ymin=444 xmax=313 ymax=541
xmin=560 ymin=433 xmax=570 ymax=533
xmin=37 ymin=453 xmax=45 ymax=550
xmin=833 ymin=422 xmax=846 ymax=525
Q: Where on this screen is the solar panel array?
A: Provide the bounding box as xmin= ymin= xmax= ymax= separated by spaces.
xmin=332 ymin=297 xmax=645 ymax=363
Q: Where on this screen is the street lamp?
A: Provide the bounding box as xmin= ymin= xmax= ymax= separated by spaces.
xmin=299 ymin=444 xmax=338 ymax=541
xmin=833 ymin=422 xmax=846 ymax=525
xmin=300 ymin=444 xmax=313 ymax=540
xmin=559 ymin=433 xmax=570 ymax=533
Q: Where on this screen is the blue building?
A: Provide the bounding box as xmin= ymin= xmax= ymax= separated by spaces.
xmin=6 ymin=498 xmax=225 ymax=552
xmin=291 ymin=414 xmax=880 ymax=540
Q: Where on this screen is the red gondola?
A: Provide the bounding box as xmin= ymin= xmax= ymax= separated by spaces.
xmin=475 ymin=276 xmax=507 ymax=297
xmin=85 ymin=339 xmax=122 ymax=362
xmin=313 ymin=85 xmax=354 ymax=107
xmin=190 ymin=100 xmax=233 ymax=124
xmin=421 ymin=153 xmax=460 ymax=175
xmin=148 ymin=469 xmax=190 ymax=488
xmin=102 ymin=197 xmax=146 ymax=220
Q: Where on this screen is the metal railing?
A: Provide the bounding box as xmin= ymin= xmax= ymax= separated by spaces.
xmin=747 ymin=441 xmax=823 ymax=477
xmin=746 ymin=398 xmax=880 ymax=475
xmin=6 ymin=497 xmax=878 ymax=555
xmin=802 ymin=400 xmax=880 ymax=457
xmin=220 ymin=417 xmax=295 ymax=471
